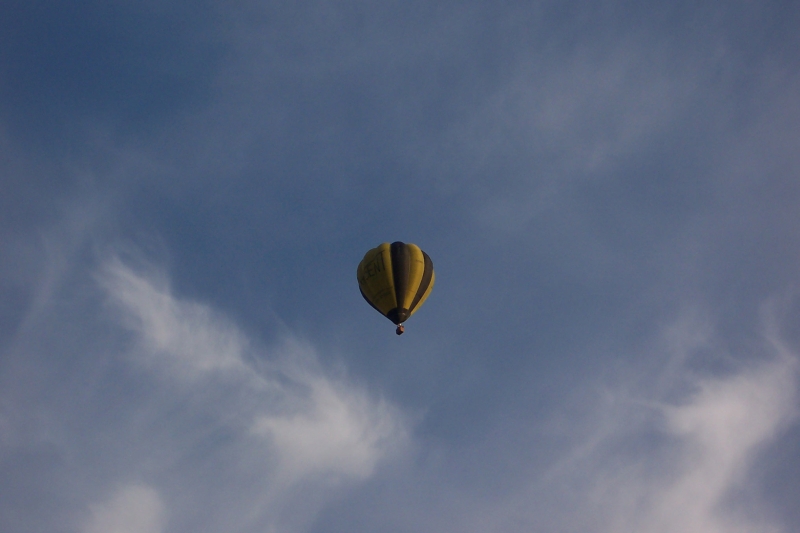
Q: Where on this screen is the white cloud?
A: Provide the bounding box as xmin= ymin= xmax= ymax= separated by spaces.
xmin=609 ymin=357 xmax=795 ymax=533
xmin=83 ymin=485 xmax=165 ymax=533
xmin=95 ymin=255 xmax=409 ymax=529
xmin=251 ymin=374 xmax=403 ymax=481
xmin=560 ymin=317 xmax=797 ymax=533
xmin=98 ymin=256 xmax=249 ymax=377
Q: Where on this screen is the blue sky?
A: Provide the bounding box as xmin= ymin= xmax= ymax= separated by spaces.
xmin=2 ymin=1 xmax=800 ymax=532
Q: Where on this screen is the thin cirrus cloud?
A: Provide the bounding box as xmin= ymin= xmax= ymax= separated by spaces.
xmin=597 ymin=357 xmax=796 ymax=533
xmin=544 ymin=314 xmax=796 ymax=533
xmin=82 ymin=485 xmax=165 ymax=533
xmin=93 ymin=255 xmax=409 ymax=531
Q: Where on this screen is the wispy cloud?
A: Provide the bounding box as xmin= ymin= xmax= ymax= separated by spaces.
xmin=83 ymin=485 xmax=165 ymax=533
xmin=594 ymin=357 xmax=796 ymax=533
xmin=518 ymin=311 xmax=798 ymax=533
xmin=95 ymin=255 xmax=409 ymax=530
xmin=646 ymin=358 xmax=794 ymax=533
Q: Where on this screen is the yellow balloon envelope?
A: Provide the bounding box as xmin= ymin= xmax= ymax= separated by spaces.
xmin=357 ymin=242 xmax=434 ymax=334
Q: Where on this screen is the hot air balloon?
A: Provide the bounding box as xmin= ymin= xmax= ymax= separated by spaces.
xmin=357 ymin=242 xmax=434 ymax=335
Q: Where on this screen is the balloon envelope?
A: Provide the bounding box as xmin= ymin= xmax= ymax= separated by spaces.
xmin=357 ymin=242 xmax=434 ymax=326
